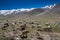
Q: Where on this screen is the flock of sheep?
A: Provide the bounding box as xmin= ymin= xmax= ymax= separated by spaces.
xmin=0 ymin=20 xmax=60 ymax=40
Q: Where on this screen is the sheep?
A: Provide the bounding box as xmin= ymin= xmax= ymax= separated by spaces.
xmin=19 ymin=22 xmax=22 ymax=24
xmin=43 ymin=27 xmax=52 ymax=32
xmin=43 ymin=23 xmax=52 ymax=32
xmin=36 ymin=32 xmax=43 ymax=40
xmin=11 ymin=22 xmax=17 ymax=26
xmin=31 ymin=24 xmax=36 ymax=28
xmin=2 ymin=22 xmax=9 ymax=30
xmin=44 ymin=22 xmax=52 ymax=32
xmin=20 ymin=30 xmax=29 ymax=39
xmin=37 ymin=25 xmax=42 ymax=31
xmin=20 ymin=24 xmax=26 ymax=31
xmin=37 ymin=25 xmax=41 ymax=28
xmin=29 ymin=21 xmax=35 ymax=24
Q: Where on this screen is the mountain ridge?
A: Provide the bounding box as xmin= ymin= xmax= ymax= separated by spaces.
xmin=0 ymin=4 xmax=56 ymax=15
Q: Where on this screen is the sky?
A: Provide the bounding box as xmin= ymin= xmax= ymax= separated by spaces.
xmin=0 ymin=0 xmax=60 ymax=10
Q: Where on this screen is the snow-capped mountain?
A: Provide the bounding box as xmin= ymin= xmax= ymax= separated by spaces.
xmin=42 ymin=4 xmax=56 ymax=9
xmin=0 ymin=8 xmax=35 ymax=15
xmin=0 ymin=4 xmax=56 ymax=15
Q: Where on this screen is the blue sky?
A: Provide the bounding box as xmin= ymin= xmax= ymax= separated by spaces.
xmin=0 ymin=0 xmax=60 ymax=10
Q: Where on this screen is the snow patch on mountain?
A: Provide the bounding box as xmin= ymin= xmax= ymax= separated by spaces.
xmin=42 ymin=4 xmax=56 ymax=9
xmin=0 ymin=8 xmax=35 ymax=15
xmin=0 ymin=4 xmax=56 ymax=15
xmin=19 ymin=8 xmax=35 ymax=11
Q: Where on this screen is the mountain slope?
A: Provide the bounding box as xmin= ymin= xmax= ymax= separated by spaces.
xmin=31 ymin=4 xmax=60 ymax=22
xmin=38 ymin=4 xmax=60 ymax=17
xmin=0 ymin=4 xmax=60 ymax=22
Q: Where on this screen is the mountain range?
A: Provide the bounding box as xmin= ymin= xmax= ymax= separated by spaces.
xmin=0 ymin=4 xmax=60 ymax=22
xmin=0 ymin=4 xmax=56 ymax=15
